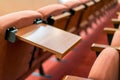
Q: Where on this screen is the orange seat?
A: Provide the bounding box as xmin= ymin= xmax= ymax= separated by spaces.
xmin=60 ymin=0 xmax=85 ymax=32
xmin=37 ymin=4 xmax=68 ymax=19
xmin=0 ymin=10 xmax=51 ymax=80
xmin=37 ymin=4 xmax=72 ymax=30
xmin=63 ymin=47 xmax=119 ymax=80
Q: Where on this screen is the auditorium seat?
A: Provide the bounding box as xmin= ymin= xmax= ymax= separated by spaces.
xmin=37 ymin=1 xmax=85 ymax=31
xmin=65 ymin=4 xmax=85 ymax=32
xmin=77 ymin=0 xmax=96 ymax=32
xmin=100 ymin=0 xmax=118 ymax=18
xmin=63 ymin=47 xmax=119 ymax=80
xmin=60 ymin=0 xmax=85 ymax=31
xmin=90 ymin=0 xmax=102 ymax=21
xmin=37 ymin=4 xmax=71 ymax=30
xmin=0 ymin=10 xmax=53 ymax=80
xmin=37 ymin=4 xmax=68 ymax=20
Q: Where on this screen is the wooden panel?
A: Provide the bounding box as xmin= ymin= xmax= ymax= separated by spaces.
xmin=91 ymin=43 xmax=120 ymax=53
xmin=104 ymin=27 xmax=118 ymax=34
xmin=16 ymin=23 xmax=81 ymax=59
xmin=67 ymin=5 xmax=85 ymax=31
xmin=63 ymin=75 xmax=93 ymax=80
xmin=53 ymin=12 xmax=71 ymax=30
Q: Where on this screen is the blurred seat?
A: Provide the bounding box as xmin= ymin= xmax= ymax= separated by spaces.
xmin=63 ymin=47 xmax=119 ymax=80
xmin=37 ymin=4 xmax=71 ymax=30
xmin=60 ymin=0 xmax=85 ymax=31
xmin=76 ymin=0 xmax=97 ymax=33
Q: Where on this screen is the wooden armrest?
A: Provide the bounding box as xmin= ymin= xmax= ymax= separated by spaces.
xmin=91 ymin=43 xmax=120 ymax=53
xmin=104 ymin=27 xmax=118 ymax=34
xmin=91 ymin=43 xmax=110 ymax=52
xmin=73 ymin=5 xmax=85 ymax=12
xmin=94 ymin=0 xmax=101 ymax=3
xmin=63 ymin=75 xmax=93 ymax=80
xmin=86 ymin=1 xmax=95 ymax=6
xmin=111 ymin=18 xmax=120 ymax=24
xmin=48 ymin=12 xmax=71 ymax=30
xmin=52 ymin=12 xmax=71 ymax=21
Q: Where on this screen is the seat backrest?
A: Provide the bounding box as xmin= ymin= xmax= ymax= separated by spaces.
xmin=37 ymin=4 xmax=68 ymax=19
xmin=79 ymin=1 xmax=95 ymax=23
xmin=61 ymin=0 xmax=81 ymax=9
xmin=88 ymin=47 xmax=119 ymax=80
xmin=60 ymin=0 xmax=85 ymax=31
xmin=0 ymin=10 xmax=43 ymax=80
xmin=0 ymin=10 xmax=43 ymax=36
xmin=111 ymin=30 xmax=120 ymax=47
xmin=37 ymin=4 xmax=71 ymax=30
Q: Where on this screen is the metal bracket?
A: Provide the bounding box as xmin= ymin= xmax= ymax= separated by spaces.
xmin=33 ymin=18 xmax=47 ymax=24
xmin=69 ymin=9 xmax=75 ymax=15
xmin=5 ymin=27 xmax=18 ymax=43
xmin=47 ymin=16 xmax=55 ymax=25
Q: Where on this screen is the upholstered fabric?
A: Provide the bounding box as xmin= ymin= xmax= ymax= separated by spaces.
xmin=61 ymin=0 xmax=81 ymax=9
xmin=0 ymin=10 xmax=43 ymax=37
xmin=88 ymin=47 xmax=119 ymax=80
xmin=111 ymin=30 xmax=120 ymax=46
xmin=0 ymin=10 xmax=43 ymax=80
xmin=37 ymin=4 xmax=68 ymax=19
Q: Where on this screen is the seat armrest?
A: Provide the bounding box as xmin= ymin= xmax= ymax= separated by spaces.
xmin=91 ymin=43 xmax=120 ymax=53
xmin=111 ymin=18 xmax=120 ymax=24
xmin=91 ymin=43 xmax=110 ymax=52
xmin=111 ymin=18 xmax=120 ymax=28
xmin=63 ymin=75 xmax=94 ymax=80
xmin=104 ymin=27 xmax=118 ymax=34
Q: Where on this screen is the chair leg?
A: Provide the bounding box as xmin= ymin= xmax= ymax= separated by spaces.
xmin=39 ymin=64 xmax=45 ymax=76
xmin=39 ymin=63 xmax=52 ymax=78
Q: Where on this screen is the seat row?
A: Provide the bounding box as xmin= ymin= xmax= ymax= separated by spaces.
xmin=63 ymin=5 xmax=120 ymax=80
xmin=0 ymin=0 xmax=118 ymax=80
